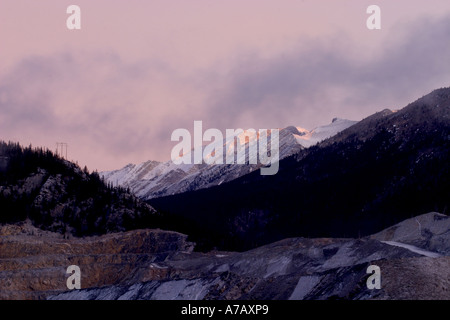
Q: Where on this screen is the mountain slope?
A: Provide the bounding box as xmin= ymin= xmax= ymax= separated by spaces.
xmin=0 ymin=141 xmax=162 ymax=236
xmin=149 ymin=88 xmax=450 ymax=251
xmin=101 ymin=119 xmax=357 ymax=200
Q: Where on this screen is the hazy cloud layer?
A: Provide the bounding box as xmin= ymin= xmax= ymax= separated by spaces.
xmin=0 ymin=52 xmax=206 ymax=169
xmin=1 ymin=13 xmax=450 ymax=171
xmin=206 ymin=14 xmax=450 ymax=131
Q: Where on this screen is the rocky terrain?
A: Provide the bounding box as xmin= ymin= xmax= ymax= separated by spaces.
xmin=0 ymin=212 xmax=448 ymax=300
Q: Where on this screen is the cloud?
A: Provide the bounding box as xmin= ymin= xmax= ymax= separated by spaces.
xmin=0 ymin=51 xmax=201 ymax=169
xmin=1 ymin=14 xmax=449 ymax=170
xmin=204 ymin=14 xmax=450 ymax=130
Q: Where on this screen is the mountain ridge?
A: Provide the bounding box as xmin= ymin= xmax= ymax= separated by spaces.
xmin=101 ymin=118 xmax=358 ymax=200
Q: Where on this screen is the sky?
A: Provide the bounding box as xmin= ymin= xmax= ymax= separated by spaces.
xmin=1 ymin=0 xmax=450 ymax=171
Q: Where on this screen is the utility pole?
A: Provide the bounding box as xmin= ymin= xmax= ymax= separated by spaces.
xmin=56 ymin=142 xmax=68 ymax=159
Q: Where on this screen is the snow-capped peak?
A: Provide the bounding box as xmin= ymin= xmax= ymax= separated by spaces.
xmin=294 ymin=118 xmax=358 ymax=148
xmin=101 ymin=118 xmax=358 ymax=199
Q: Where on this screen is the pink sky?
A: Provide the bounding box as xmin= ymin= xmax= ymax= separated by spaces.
xmin=1 ymin=0 xmax=450 ymax=171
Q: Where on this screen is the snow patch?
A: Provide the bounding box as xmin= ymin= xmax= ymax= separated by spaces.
xmin=381 ymin=241 xmax=442 ymax=258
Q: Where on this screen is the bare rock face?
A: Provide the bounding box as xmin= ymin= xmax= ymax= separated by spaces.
xmin=1 ymin=212 xmax=449 ymax=300
xmin=0 ymin=221 xmax=193 ymax=300
xmin=47 ymin=236 xmax=450 ymax=301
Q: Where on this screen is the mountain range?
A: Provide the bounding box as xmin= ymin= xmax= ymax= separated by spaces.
xmin=101 ymin=118 xmax=357 ymax=200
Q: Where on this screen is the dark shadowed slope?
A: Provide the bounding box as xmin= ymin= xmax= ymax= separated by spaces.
xmin=149 ymin=88 xmax=450 ymax=251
